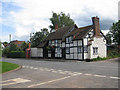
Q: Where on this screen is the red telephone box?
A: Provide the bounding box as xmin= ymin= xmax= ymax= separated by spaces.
xmin=26 ymin=42 xmax=31 ymax=58
xmin=26 ymin=48 xmax=31 ymax=58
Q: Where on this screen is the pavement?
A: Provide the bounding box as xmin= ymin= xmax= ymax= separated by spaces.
xmin=1 ymin=57 xmax=120 ymax=88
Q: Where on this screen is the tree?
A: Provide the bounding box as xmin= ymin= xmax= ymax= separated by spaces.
xmin=108 ymin=21 xmax=120 ymax=45
xmin=21 ymin=41 xmax=29 ymax=51
xmin=49 ymin=12 xmax=74 ymax=31
xmin=30 ymin=28 xmax=49 ymax=47
xmin=106 ymin=32 xmax=112 ymax=45
xmin=9 ymin=43 xmax=19 ymax=51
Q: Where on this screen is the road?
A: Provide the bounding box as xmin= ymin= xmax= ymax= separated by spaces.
xmin=1 ymin=58 xmax=119 ymax=88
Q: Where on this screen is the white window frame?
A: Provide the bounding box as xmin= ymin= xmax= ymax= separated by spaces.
xmin=77 ymin=46 xmax=82 ymax=53
xmin=93 ymin=47 xmax=98 ymax=55
xmin=84 ymin=46 xmax=88 ymax=53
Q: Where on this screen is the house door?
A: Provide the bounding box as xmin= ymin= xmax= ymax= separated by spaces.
xmin=51 ymin=49 xmax=55 ymax=58
xmin=62 ymin=48 xmax=65 ymax=59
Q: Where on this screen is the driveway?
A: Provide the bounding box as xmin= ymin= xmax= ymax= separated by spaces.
xmin=1 ymin=58 xmax=119 ymax=88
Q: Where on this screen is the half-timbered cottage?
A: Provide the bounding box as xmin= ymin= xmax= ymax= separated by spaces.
xmin=31 ymin=16 xmax=107 ymax=60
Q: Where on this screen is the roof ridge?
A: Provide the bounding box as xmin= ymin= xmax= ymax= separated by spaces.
xmin=78 ymin=25 xmax=93 ymax=30
xmin=57 ymin=24 xmax=75 ymax=31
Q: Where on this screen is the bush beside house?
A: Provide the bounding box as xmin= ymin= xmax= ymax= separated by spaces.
xmin=7 ymin=51 xmax=25 ymax=58
xmin=91 ymin=49 xmax=120 ymax=61
xmin=2 ymin=42 xmax=28 ymax=58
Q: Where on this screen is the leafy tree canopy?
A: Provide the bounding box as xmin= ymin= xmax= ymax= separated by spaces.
xmin=21 ymin=41 xmax=29 ymax=51
xmin=49 ymin=12 xmax=74 ymax=31
xmin=30 ymin=28 xmax=49 ymax=47
xmin=107 ymin=21 xmax=120 ymax=45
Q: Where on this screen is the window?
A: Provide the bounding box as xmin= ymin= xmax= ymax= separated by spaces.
xmin=84 ymin=46 xmax=88 ymax=53
xmin=77 ymin=47 xmax=82 ymax=53
xmin=93 ymin=47 xmax=98 ymax=55
xmin=66 ymin=37 xmax=69 ymax=43
xmin=66 ymin=47 xmax=70 ymax=54
xmin=49 ymin=40 xmax=52 ymax=45
xmin=55 ymin=40 xmax=57 ymax=44
xmin=66 ymin=36 xmax=73 ymax=43
xmin=57 ymin=48 xmax=60 ymax=54
xmin=55 ymin=40 xmax=60 ymax=46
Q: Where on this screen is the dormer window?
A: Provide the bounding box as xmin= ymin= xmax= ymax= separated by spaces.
xmin=49 ymin=40 xmax=52 ymax=45
xmin=66 ymin=36 xmax=73 ymax=43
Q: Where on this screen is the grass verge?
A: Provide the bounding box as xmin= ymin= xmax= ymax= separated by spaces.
xmin=0 ymin=61 xmax=19 ymax=73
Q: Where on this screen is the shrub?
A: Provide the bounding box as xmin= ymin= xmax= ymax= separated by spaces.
xmin=7 ymin=51 xmax=25 ymax=58
xmin=91 ymin=56 xmax=109 ymax=61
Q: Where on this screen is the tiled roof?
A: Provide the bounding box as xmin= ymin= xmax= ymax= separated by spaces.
xmin=37 ymin=41 xmax=47 ymax=48
xmin=44 ymin=24 xmax=77 ymax=40
xmin=67 ymin=25 xmax=93 ymax=40
xmin=37 ymin=25 xmax=93 ymax=47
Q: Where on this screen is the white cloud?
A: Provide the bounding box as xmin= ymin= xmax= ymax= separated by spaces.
xmin=101 ymin=30 xmax=110 ymax=35
xmin=2 ymin=0 xmax=119 ymax=41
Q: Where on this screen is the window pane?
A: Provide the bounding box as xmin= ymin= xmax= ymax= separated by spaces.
xmin=93 ymin=47 xmax=98 ymax=54
xmin=66 ymin=48 xmax=70 ymax=54
xmin=78 ymin=47 xmax=82 ymax=53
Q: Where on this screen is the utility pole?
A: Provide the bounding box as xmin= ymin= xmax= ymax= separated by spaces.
xmin=9 ymin=34 xmax=11 ymax=42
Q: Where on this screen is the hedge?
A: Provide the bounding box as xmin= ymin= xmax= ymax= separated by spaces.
xmin=7 ymin=51 xmax=25 ymax=58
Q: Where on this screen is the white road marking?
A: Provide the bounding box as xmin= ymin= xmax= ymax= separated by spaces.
xmin=34 ymin=68 xmax=38 ymax=70
xmin=110 ymin=77 xmax=120 ymax=79
xmin=46 ymin=69 xmax=51 ymax=71
xmin=50 ymin=69 xmax=55 ymax=71
xmin=21 ymin=65 xmax=119 ymax=80
xmin=93 ymin=75 xmax=107 ymax=77
xmin=76 ymin=73 xmax=82 ymax=75
xmin=28 ymin=75 xmax=75 ymax=88
xmin=64 ymin=71 xmax=71 ymax=73
xmin=59 ymin=72 xmax=67 ymax=74
xmin=68 ymin=72 xmax=74 ymax=75
xmin=44 ymin=68 xmax=49 ymax=70
xmin=51 ymin=71 xmax=57 ymax=73
xmin=1 ymin=78 xmax=31 ymax=86
xmin=22 ymin=66 xmax=25 ymax=68
xmin=39 ymin=69 xmax=44 ymax=71
xmin=30 ymin=67 xmax=34 ymax=69
xmin=84 ymin=74 xmax=92 ymax=76
xmin=58 ymin=70 xmax=63 ymax=72
xmin=25 ymin=66 xmax=29 ymax=68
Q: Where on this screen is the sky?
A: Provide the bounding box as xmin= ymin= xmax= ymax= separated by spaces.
xmin=0 ymin=0 xmax=119 ymax=42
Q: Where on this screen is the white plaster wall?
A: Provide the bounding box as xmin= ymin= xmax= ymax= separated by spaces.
xmin=37 ymin=48 xmax=43 ymax=57
xmin=31 ymin=48 xmax=38 ymax=57
xmin=90 ymin=37 xmax=107 ymax=59
xmin=84 ymin=53 xmax=88 ymax=59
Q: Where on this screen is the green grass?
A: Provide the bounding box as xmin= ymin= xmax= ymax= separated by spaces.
xmin=0 ymin=61 xmax=19 ymax=73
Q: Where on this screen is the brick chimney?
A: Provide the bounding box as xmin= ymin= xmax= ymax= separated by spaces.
xmin=92 ymin=16 xmax=101 ymax=37
xmin=55 ymin=24 xmax=58 ymax=30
